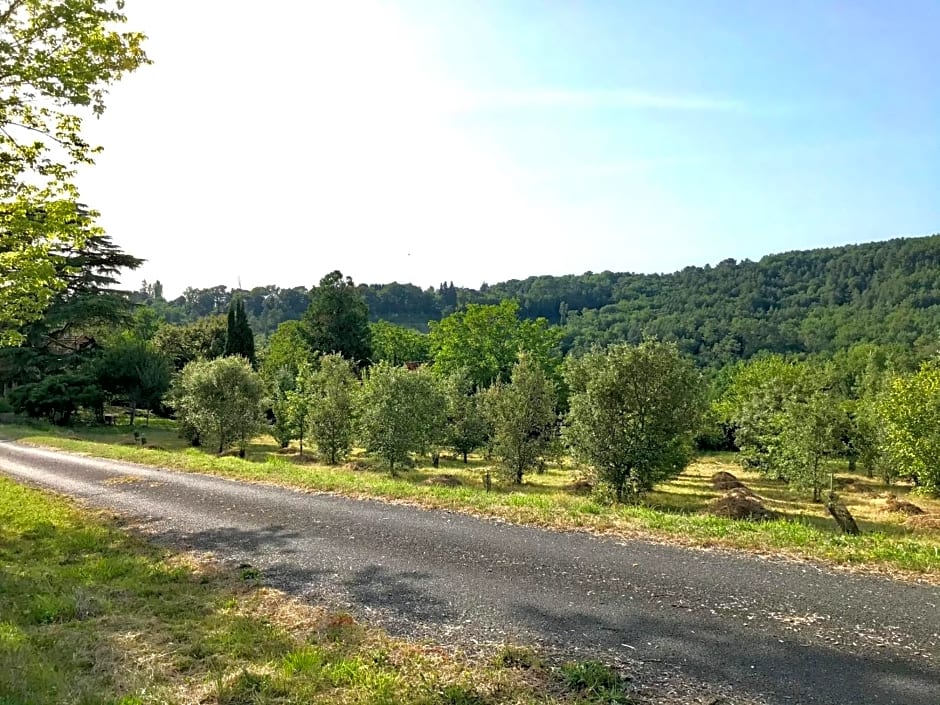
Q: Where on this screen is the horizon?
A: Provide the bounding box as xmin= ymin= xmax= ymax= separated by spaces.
xmin=73 ymin=1 xmax=939 ymax=298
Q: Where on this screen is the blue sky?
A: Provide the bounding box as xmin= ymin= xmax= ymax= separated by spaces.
xmin=78 ymin=1 xmax=939 ymax=295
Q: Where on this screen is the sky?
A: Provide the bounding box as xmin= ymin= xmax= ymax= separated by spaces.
xmin=77 ymin=0 xmax=940 ymax=298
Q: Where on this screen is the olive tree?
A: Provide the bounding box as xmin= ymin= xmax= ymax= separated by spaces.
xmin=443 ymin=369 xmax=488 ymax=463
xmin=306 ymin=354 xmax=358 ymax=464
xmin=358 ymin=361 xmax=446 ymax=473
xmin=171 ymin=356 xmax=264 ymax=456
xmin=563 ymin=341 xmax=702 ymax=502
xmin=483 ymin=353 xmax=557 ymax=484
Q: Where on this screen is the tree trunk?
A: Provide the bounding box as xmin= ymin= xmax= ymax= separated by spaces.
xmin=463 ymin=451 xmax=468 ymax=464
xmin=128 ymin=400 xmax=137 ymax=427
xmin=299 ymin=433 xmax=304 ymax=458
xmin=514 ymin=467 xmax=523 ymax=484
xmin=848 ymin=456 xmax=857 ymax=473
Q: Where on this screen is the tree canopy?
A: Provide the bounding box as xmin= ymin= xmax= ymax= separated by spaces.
xmin=0 ymin=0 xmax=148 ymax=344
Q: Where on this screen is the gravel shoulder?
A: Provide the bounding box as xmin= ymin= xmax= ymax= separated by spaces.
xmin=1 ymin=440 xmax=937 ymax=705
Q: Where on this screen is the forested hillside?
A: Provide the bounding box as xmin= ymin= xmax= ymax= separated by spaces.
xmin=139 ymin=234 xmax=940 ymax=367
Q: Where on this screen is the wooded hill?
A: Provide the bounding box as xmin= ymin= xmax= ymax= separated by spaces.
xmin=140 ymin=234 xmax=940 ymax=367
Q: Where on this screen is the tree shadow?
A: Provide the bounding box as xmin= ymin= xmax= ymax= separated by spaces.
xmin=509 ymin=601 xmax=940 ymax=705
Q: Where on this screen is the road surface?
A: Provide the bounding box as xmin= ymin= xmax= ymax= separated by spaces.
xmin=0 ymin=440 xmax=937 ymax=704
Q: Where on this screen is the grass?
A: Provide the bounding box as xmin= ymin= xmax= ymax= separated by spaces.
xmin=0 ymin=475 xmax=628 ymax=705
xmin=2 ymin=421 xmax=940 ymax=580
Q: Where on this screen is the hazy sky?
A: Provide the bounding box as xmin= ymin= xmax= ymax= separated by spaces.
xmin=77 ymin=1 xmax=940 ymax=297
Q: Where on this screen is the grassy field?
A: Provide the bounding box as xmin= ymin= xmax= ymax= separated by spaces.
xmin=2 ymin=420 xmax=939 ymax=580
xmin=0 ymin=475 xmax=633 ymax=705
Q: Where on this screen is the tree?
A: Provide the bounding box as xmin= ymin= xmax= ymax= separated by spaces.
xmin=774 ymin=391 xmax=846 ymax=502
xmin=306 ymin=354 xmax=357 ymax=464
xmin=879 ymin=362 xmax=940 ymax=496
xmin=0 ymin=1 xmax=148 ymax=344
xmin=358 ymin=362 xmax=446 ymax=473
xmin=483 ymin=353 xmax=557 ymax=484
xmin=224 ymin=297 xmax=255 ymax=364
xmin=429 ymin=300 xmax=563 ymax=391
xmin=152 ymin=316 xmax=227 ymax=370
xmin=9 ymin=366 xmax=104 ymax=425
xmin=370 ymin=320 xmax=430 ymax=366
xmin=170 ymin=356 xmax=264 ymax=456
xmin=443 ymin=369 xmax=488 ymax=463
xmin=563 ymin=341 xmax=701 ymax=501
xmin=260 ymin=320 xmax=312 ymax=383
xmin=303 ymin=271 xmax=371 ymax=363
xmin=96 ymin=334 xmax=171 ymax=425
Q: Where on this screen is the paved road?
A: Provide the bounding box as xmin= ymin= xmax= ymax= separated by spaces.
xmin=1 ymin=440 xmax=937 ymax=704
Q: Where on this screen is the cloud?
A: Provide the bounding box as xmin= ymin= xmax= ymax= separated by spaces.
xmin=445 ymin=88 xmax=748 ymax=113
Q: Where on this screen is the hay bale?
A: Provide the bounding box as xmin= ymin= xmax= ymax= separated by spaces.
xmin=883 ymin=496 xmax=925 ymax=515
xmin=424 ymin=474 xmax=462 ymax=487
xmin=708 ymin=490 xmax=776 ymax=521
xmin=904 ymin=514 xmax=940 ymax=531
xmin=711 ymin=471 xmax=746 ymax=491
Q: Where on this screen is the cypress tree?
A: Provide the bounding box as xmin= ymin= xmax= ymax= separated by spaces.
xmin=225 ymin=297 xmax=256 ymax=365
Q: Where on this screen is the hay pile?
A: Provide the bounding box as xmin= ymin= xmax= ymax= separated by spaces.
xmin=423 ymin=474 xmax=462 ymax=487
xmin=708 ymin=487 xmax=776 ymax=521
xmin=904 ymin=514 xmax=940 ymax=531
xmin=883 ymin=495 xmax=925 ymax=515
xmin=711 ymin=471 xmax=746 ymax=491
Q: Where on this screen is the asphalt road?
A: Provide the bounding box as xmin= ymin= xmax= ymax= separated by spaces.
xmin=1 ymin=440 xmax=937 ymax=705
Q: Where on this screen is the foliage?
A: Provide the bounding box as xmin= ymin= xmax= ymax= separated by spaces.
xmin=879 ymin=362 xmax=940 ymax=495
xmin=429 ymin=300 xmax=563 ymax=390
xmin=8 ymin=367 xmax=104 ymax=424
xmin=564 ymin=341 xmax=702 ymax=501
xmin=260 ymin=320 xmax=312 ymax=383
xmin=306 ymin=354 xmax=358 ymax=464
xmin=720 ymin=356 xmax=812 ymax=476
xmin=152 ymin=315 xmax=227 ymax=370
xmin=224 ymin=297 xmax=256 ymax=365
xmin=96 ymin=333 xmax=171 ymax=424
xmin=370 ymin=320 xmax=430 ymax=365
xmin=303 ymin=270 xmax=371 ymax=363
xmin=358 ymin=362 xmax=446 ymax=473
xmin=443 ymin=370 xmax=488 ymax=463
xmin=774 ymin=390 xmax=846 ymax=502
xmin=0 ymin=1 xmax=148 ymax=344
xmin=170 ymin=356 xmax=264 ymax=455
xmin=483 ymin=353 xmax=557 ymax=484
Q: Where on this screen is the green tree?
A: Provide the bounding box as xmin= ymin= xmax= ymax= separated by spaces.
xmin=303 ymin=271 xmax=371 ymax=363
xmin=774 ymin=391 xmax=846 ymax=502
xmin=358 ymin=362 xmax=446 ymax=473
xmin=152 ymin=316 xmax=227 ymax=370
xmin=879 ymin=362 xmax=940 ymax=495
xmin=483 ymin=354 xmax=557 ymax=484
xmin=170 ymin=356 xmax=264 ymax=456
xmin=306 ymin=354 xmax=357 ymax=464
xmin=429 ymin=300 xmax=562 ymax=390
xmin=9 ymin=366 xmax=104 ymax=425
xmin=96 ymin=334 xmax=171 ymax=425
xmin=0 ymin=1 xmax=148 ymax=344
xmin=370 ymin=320 xmax=430 ymax=366
xmin=224 ymin=297 xmax=255 ymax=364
xmin=260 ymin=320 xmax=312 ymax=383
xmin=564 ymin=341 xmax=702 ymax=501
xmin=443 ymin=369 xmax=488 ymax=463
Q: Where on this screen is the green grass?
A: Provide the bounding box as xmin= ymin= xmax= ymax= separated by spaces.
xmin=2 ymin=421 xmax=939 ymax=580
xmin=0 ymin=475 xmax=621 ymax=704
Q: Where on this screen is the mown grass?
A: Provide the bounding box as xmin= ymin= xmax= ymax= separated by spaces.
xmin=0 ymin=476 xmax=628 ymax=705
xmin=2 ymin=421 xmax=939 ymax=580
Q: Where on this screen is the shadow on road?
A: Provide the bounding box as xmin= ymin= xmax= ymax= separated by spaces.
xmin=511 ymin=602 xmax=939 ymax=705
